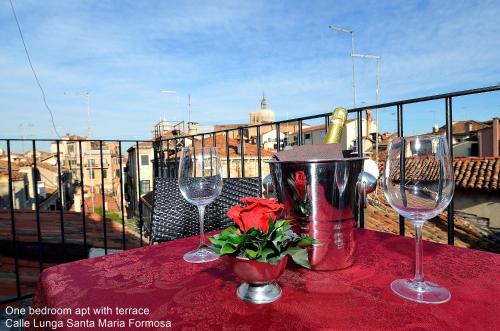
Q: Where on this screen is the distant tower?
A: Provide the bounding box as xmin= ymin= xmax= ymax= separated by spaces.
xmin=249 ymin=93 xmax=276 ymax=125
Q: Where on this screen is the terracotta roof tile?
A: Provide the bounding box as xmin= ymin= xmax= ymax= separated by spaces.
xmin=379 ymin=156 xmax=500 ymax=192
xmin=0 ymin=170 xmax=26 ymax=181
xmin=84 ymin=193 xmax=120 ymax=212
xmin=302 ymin=124 xmax=325 ymax=133
xmin=174 ymin=134 xmax=274 ymax=158
xmin=366 ymin=190 xmax=500 ymax=253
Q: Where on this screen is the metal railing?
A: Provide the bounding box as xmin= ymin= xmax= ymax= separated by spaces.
xmin=156 ymin=84 xmax=500 ymax=244
xmin=1 ymin=84 xmax=499 ymax=304
xmin=0 ymin=138 xmax=152 ymax=304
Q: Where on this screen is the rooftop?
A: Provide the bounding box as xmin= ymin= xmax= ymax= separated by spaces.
xmin=378 ymin=156 xmax=500 ymax=192
xmin=438 ymin=120 xmax=490 ymax=135
xmin=366 ymin=190 xmax=500 ymax=253
xmin=174 ymin=134 xmax=274 ymax=158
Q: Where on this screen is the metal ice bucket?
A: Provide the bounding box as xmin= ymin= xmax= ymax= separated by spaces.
xmin=269 ymin=158 xmax=366 ymax=270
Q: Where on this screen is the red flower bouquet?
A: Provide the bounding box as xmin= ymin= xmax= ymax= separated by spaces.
xmin=209 ymin=196 xmax=318 ymax=268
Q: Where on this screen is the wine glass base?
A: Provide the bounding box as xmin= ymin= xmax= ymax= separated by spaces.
xmin=391 ymin=279 xmax=451 ymax=304
xmin=183 ymin=247 xmax=219 ymax=263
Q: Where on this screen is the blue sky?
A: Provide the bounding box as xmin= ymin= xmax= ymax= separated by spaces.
xmin=1 ymin=0 xmax=499 ymax=140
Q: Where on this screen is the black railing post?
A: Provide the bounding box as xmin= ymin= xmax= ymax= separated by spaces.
xmin=7 ymin=140 xmax=21 ymax=298
xmin=276 ymin=123 xmax=281 ymax=152
xmin=153 ymin=139 xmax=159 ymax=178
xmin=239 ymin=128 xmax=245 ymax=177
xmin=356 ymin=111 xmax=363 ymax=155
xmin=445 ymin=97 xmax=455 ymax=245
xmin=32 ymin=140 xmax=43 ymax=272
xmin=118 ymin=141 xmax=126 ymax=250
xmin=174 ymin=138 xmax=179 ymax=178
xmin=99 ymin=140 xmax=108 ymax=254
xmin=298 ymin=120 xmax=303 ymax=146
xmin=136 ymin=141 xmax=143 ymax=246
xmin=256 ymin=126 xmax=262 ymax=196
xmin=226 ymin=131 xmax=231 ymax=178
xmin=166 ymin=139 xmax=171 ymax=178
xmin=356 ymin=111 xmax=365 ymax=228
xmin=56 ymin=141 xmax=66 ymax=254
xmin=78 ymin=140 xmax=87 ymax=254
xmin=396 ymin=104 xmax=405 ymax=236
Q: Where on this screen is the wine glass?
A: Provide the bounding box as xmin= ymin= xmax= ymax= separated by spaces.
xmin=178 ymin=146 xmax=223 ymax=263
xmin=383 ymin=134 xmax=454 ymax=304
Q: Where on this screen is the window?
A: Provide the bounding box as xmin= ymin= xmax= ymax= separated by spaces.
xmin=115 ymin=169 xmax=120 ymax=177
xmin=141 ymin=155 xmax=149 ymax=166
xmin=102 ymin=169 xmax=107 ymax=179
xmin=70 ymin=159 xmax=77 ymax=165
xmin=88 ymin=159 xmax=95 ymax=167
xmin=89 ymin=169 xmax=95 ymax=179
xmin=305 ymin=133 xmax=311 ymax=139
xmin=140 ymin=180 xmax=150 ymax=194
xmin=68 ymin=145 xmax=74 ymax=154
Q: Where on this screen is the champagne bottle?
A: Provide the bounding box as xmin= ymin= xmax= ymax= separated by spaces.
xmin=323 ymin=107 xmax=348 ymax=144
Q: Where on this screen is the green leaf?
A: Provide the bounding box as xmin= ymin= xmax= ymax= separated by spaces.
xmin=209 ymin=245 xmax=221 ymax=255
xmin=285 ymin=246 xmax=311 ymax=269
xmin=274 ymin=220 xmax=286 ymax=229
xmin=220 ymin=243 xmax=237 ymax=255
xmin=208 ymin=238 xmax=226 ymax=246
xmin=260 ymin=247 xmax=274 ymax=260
xmin=245 ymin=248 xmax=258 ymax=259
xmin=227 ymin=235 xmax=241 ymax=245
xmin=266 ymin=256 xmax=284 ymax=265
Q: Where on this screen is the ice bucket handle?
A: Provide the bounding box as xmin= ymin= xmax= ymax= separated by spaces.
xmin=356 ymin=159 xmax=379 ymax=208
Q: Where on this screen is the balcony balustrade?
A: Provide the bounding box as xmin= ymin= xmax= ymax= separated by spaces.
xmin=0 ymin=85 xmax=499 ymax=304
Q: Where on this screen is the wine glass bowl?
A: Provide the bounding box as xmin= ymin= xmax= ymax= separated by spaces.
xmin=383 ymin=134 xmax=454 ymax=304
xmin=178 ymin=147 xmax=223 ymax=263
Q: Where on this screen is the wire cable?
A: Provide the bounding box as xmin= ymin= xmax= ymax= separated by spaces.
xmin=9 ymin=0 xmax=61 ymax=138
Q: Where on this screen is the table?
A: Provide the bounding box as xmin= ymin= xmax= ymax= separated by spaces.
xmin=28 ymin=229 xmax=499 ymax=330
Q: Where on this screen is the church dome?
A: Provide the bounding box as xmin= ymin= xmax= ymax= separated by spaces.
xmin=250 ymin=94 xmax=275 ymax=124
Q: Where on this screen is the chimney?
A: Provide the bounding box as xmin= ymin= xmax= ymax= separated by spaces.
xmin=494 ymin=118 xmax=499 ymax=157
xmin=366 ymin=109 xmax=373 ymax=122
xmin=465 ymin=121 xmax=473 ymax=133
xmin=188 ymin=122 xmax=198 ymax=136
xmin=432 ymin=124 xmax=439 ymax=133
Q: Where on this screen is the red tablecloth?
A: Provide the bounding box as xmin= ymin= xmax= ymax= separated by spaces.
xmin=28 ymin=229 xmax=499 ymax=330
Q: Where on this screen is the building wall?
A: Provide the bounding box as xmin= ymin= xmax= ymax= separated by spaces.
xmin=453 ymin=141 xmax=477 ymax=157
xmin=126 ymin=145 xmax=154 ymax=218
xmin=302 ymin=129 xmax=325 ymax=146
xmin=479 ymin=118 xmax=500 ymax=157
xmin=0 ymin=177 xmax=30 ymax=209
xmin=454 ymin=190 xmax=500 ymax=228
xmin=50 ymin=140 xmax=123 ymax=195
xmin=261 ymin=129 xmax=289 ymax=150
xmin=289 ymin=119 xmax=376 ymax=154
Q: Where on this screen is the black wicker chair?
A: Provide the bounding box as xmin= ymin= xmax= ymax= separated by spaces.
xmin=149 ymin=177 xmax=260 ymax=243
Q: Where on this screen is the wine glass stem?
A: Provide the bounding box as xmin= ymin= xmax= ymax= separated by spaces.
xmin=414 ymin=222 xmax=425 ymax=283
xmin=198 ymin=205 xmax=206 ymax=248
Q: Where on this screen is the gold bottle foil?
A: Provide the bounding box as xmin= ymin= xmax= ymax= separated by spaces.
xmin=323 ymin=107 xmax=348 ymax=144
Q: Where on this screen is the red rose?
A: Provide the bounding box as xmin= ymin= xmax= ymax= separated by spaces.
xmin=295 ymin=171 xmax=307 ymax=200
xmin=227 ymin=197 xmax=284 ymax=234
